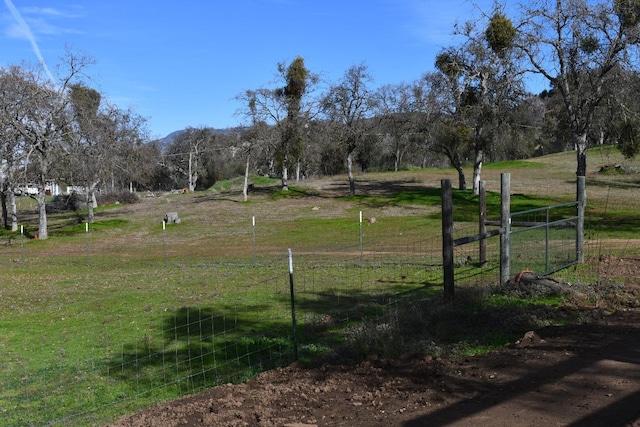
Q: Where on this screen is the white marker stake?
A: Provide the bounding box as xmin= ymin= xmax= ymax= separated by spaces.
xmin=163 ymin=220 xmax=167 ymax=266
xmin=20 ymin=225 xmax=24 ymax=264
xmin=359 ymin=211 xmax=364 ymax=267
xmin=85 ymin=222 xmax=90 ymax=266
xmin=252 ymin=216 xmax=257 ymax=266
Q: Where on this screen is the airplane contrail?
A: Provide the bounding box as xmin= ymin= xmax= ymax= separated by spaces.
xmin=4 ymin=0 xmax=56 ymax=82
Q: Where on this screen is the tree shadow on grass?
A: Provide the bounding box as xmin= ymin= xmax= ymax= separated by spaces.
xmin=105 ymin=304 xmax=294 ymax=393
xmin=105 ymin=281 xmax=437 ymax=395
xmin=585 ymin=211 xmax=640 ymax=234
xmin=104 ymin=275 xmax=589 ymax=410
xmin=587 ymin=176 xmax=640 ymax=189
xmin=283 ymin=280 xmax=586 ymax=366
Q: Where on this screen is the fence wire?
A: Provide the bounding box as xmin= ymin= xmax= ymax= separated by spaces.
xmin=510 ymin=202 xmax=579 ymax=276
xmin=0 ymin=208 xmax=501 ymax=426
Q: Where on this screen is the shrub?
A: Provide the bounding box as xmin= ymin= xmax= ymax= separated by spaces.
xmin=97 ymin=191 xmax=140 ymax=205
xmin=46 ymin=191 xmax=139 ymax=214
xmin=46 ymin=193 xmax=84 ymax=213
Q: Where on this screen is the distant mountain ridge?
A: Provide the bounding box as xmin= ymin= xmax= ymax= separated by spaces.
xmin=153 ymin=127 xmax=241 ymax=151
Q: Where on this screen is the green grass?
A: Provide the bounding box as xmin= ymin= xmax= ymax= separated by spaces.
xmin=487 ymin=293 xmax=564 ymax=308
xmin=270 ymin=185 xmax=319 ymax=199
xmin=2 ymin=147 xmax=640 ymax=425
xmin=483 ymin=159 xmax=547 ymax=169
xmin=585 ymin=209 xmax=640 ymax=237
xmin=211 ymin=175 xmax=280 ymax=192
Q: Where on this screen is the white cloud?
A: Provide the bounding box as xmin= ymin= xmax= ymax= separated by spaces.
xmin=4 ymin=4 xmax=82 ymax=39
xmin=3 ymin=0 xmax=54 ymax=81
xmin=22 ymin=7 xmax=67 ymax=17
xmin=4 ymin=20 xmax=28 ymax=39
xmin=394 ymin=0 xmax=490 ymax=46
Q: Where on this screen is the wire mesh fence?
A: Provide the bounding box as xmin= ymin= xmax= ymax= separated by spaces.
xmin=510 ymin=202 xmax=580 ymax=276
xmin=0 ymin=194 xmax=555 ymax=426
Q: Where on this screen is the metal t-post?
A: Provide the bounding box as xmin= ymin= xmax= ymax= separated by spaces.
xmin=288 ymin=249 xmax=299 ymax=360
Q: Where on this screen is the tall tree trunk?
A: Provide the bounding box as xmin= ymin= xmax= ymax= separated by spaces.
xmin=472 ymin=147 xmax=484 ymax=195
xmin=188 ymin=151 xmax=198 ymax=192
xmin=452 ymin=153 xmax=467 ymax=190
xmin=394 ymin=147 xmax=400 ymax=172
xmin=188 ymin=151 xmax=193 ymax=191
xmin=576 ymin=133 xmax=588 ymax=177
xmin=36 ymin=191 xmax=47 ymax=240
xmin=456 ymin=166 xmax=467 ymax=191
xmin=268 ymin=158 xmax=275 ymax=177
xmin=35 ymin=153 xmax=50 ymax=239
xmin=281 ymin=157 xmax=289 ymax=191
xmin=1 ymin=189 xmax=7 ymax=229
xmin=242 ymin=155 xmax=250 ymax=202
xmin=10 ymin=191 xmax=17 ymax=232
xmin=347 ymin=152 xmax=356 ymax=196
xmin=87 ymin=183 xmax=99 ymax=224
xmin=87 ymin=192 xmax=94 ymax=224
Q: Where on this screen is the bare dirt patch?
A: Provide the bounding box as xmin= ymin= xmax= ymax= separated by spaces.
xmin=107 ymin=256 xmax=640 ymax=427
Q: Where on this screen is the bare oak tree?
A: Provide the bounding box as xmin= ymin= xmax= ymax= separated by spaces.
xmin=1 ymin=63 xmax=76 ymax=239
xmin=0 ymin=66 xmax=33 ymax=231
xmin=435 ymin=10 xmax=523 ymax=194
xmin=278 ymin=56 xmax=311 ymax=190
xmin=66 ymin=84 xmax=104 ymax=223
xmin=237 ymin=57 xmax=317 ymax=192
xmin=375 ymin=82 xmax=417 ymax=172
xmin=322 ymin=64 xmax=377 ymax=196
xmin=166 ymin=127 xmax=216 ymax=192
xmin=516 ymin=0 xmax=640 ymax=176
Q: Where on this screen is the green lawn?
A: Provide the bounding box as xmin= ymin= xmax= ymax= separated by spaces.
xmin=2 ymin=147 xmax=640 ymax=426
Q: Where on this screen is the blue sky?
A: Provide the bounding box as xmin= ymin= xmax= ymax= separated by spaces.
xmin=1 ymin=0 xmax=504 ymax=139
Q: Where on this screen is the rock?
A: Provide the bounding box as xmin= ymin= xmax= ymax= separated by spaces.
xmin=164 ymin=211 xmax=181 ymax=224
xmin=515 ymin=330 xmax=542 ymax=347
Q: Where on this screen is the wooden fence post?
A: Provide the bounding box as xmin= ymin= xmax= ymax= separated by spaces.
xmin=500 ymin=173 xmax=511 ymax=285
xmin=441 ymin=179 xmax=454 ymax=302
xmin=479 ymin=180 xmax=487 ymax=267
xmin=577 ymin=176 xmax=586 ymax=264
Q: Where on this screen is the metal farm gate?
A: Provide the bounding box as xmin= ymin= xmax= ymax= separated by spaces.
xmin=509 ymin=201 xmax=582 ymax=277
xmin=506 ymin=175 xmax=586 ymax=279
xmin=441 ymin=174 xmax=586 ymax=300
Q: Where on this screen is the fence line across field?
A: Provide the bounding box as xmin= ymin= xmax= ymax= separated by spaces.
xmin=441 ymin=173 xmax=585 ymax=299
xmin=0 ymin=175 xmax=586 ymax=426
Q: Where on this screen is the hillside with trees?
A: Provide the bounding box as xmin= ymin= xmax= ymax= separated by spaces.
xmin=1 ymin=0 xmax=639 ymax=238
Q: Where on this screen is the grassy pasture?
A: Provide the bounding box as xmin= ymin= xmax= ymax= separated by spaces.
xmin=1 ymin=146 xmax=639 ymax=426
